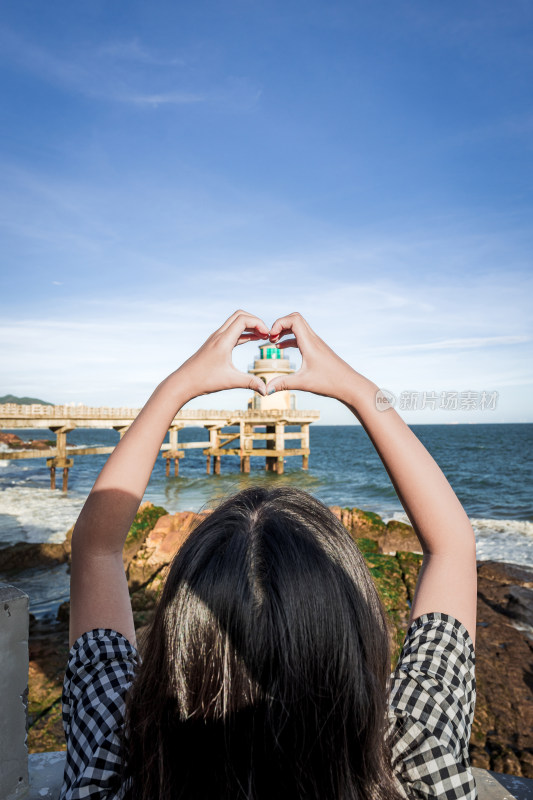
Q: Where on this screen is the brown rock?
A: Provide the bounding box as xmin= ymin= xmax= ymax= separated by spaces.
xmin=0 ymin=541 xmax=70 ymax=573
xmin=395 ymin=551 xmax=424 ymax=603
xmin=478 ymin=561 xmax=533 ymax=589
xmin=127 ymin=510 xmax=209 ymax=590
xmin=504 ymin=585 xmax=533 ymax=628
xmin=27 ymin=700 xmax=65 ymax=754
xmin=471 ymin=560 xmax=533 ymax=777
xmin=0 ymin=432 xmax=53 ymax=450
xmin=380 ymin=521 xmax=421 ymax=555
xmin=330 ymin=506 xmax=386 ymax=536
xmin=0 ymin=432 xmax=23 ymax=445
xmin=131 ymin=566 xmax=171 ymax=630
xmin=27 ymin=626 xmax=70 ymax=753
xmin=330 ymin=506 xmax=421 ymax=554
xmin=57 ymin=601 xmax=70 ymax=623
xmin=122 ymin=502 xmax=169 ymax=569
xmin=490 ymin=747 xmax=524 ymax=778
xmin=28 ymin=439 xmax=53 ymax=450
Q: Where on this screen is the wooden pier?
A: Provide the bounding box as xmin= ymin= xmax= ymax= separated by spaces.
xmin=0 ymin=404 xmax=320 ymax=492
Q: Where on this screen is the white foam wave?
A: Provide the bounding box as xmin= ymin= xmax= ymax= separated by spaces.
xmin=383 ymin=512 xmax=533 ymax=567
xmin=0 ymin=485 xmax=85 ymax=545
xmin=0 ymin=442 xmax=10 ymax=468
xmin=470 ymin=518 xmax=533 ymax=536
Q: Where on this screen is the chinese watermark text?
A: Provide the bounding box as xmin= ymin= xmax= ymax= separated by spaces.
xmin=375 ymin=389 xmax=499 ymax=412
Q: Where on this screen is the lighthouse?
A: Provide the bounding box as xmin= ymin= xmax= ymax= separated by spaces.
xmin=248 ymin=344 xmax=296 ymax=411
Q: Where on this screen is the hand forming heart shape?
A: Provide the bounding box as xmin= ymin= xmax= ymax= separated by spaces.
xmin=176 ymin=310 xmax=358 ymax=405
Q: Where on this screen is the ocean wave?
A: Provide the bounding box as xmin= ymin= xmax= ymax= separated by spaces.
xmin=383 ymin=511 xmax=533 ymax=567
xmin=0 ymin=442 xmax=10 ymax=468
xmin=470 ymin=518 xmax=533 ymax=536
xmin=0 ymin=485 xmax=85 ymax=546
xmin=0 ymin=563 xmax=71 ymax=620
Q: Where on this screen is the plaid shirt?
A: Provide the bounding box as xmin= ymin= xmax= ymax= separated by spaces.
xmin=59 ymin=612 xmax=477 ymax=799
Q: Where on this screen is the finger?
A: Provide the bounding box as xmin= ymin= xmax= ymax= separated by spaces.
xmin=236 ymin=327 xmax=270 ymax=339
xmin=275 ymin=338 xmax=298 ymax=350
xmin=264 ymin=373 xmax=299 ymax=394
xmin=218 ymin=309 xmax=248 ymax=333
xmin=269 ymin=327 xmax=295 ymax=342
xmin=235 ymin=333 xmax=268 ymax=345
xmin=221 ymin=311 xmax=269 ymax=337
xmin=269 ymin=312 xmax=306 ymax=341
xmin=230 ymin=368 xmax=267 ymax=396
xmin=227 ymin=313 xmax=270 ymax=341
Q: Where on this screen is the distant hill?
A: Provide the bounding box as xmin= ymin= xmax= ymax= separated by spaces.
xmin=0 ymin=394 xmax=53 ymax=405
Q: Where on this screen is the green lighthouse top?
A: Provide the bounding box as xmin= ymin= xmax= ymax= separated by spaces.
xmin=259 ymin=345 xmax=282 ymax=360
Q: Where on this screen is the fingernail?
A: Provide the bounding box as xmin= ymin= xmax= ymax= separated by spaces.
xmin=267 ymin=387 xmax=276 ymax=395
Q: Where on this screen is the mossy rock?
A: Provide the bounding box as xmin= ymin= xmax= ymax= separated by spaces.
xmin=359 ymin=510 xmax=386 ymax=528
xmin=386 ymin=519 xmax=413 ymax=533
xmin=126 ymin=504 xmax=168 ymax=544
xmin=362 ymin=552 xmax=410 ymax=665
xmin=28 ymin=634 xmax=70 ymax=728
xmin=130 ymin=565 xmax=170 ymax=629
xmin=131 ymin=569 xmax=167 ymax=611
xmin=364 ymin=553 xmax=408 ymax=610
xmin=123 ymin=503 xmax=168 ymax=567
xmin=336 ymin=507 xmax=386 ymax=539
xmin=132 ymin=608 xmax=155 ymax=629
xmin=395 ymin=551 xmax=423 ymax=603
xmin=28 ymin=676 xmax=63 ymax=724
xmin=27 ymin=700 xmax=65 ymax=754
xmin=387 ymin=609 xmax=409 ymax=666
xmin=356 ymin=537 xmax=380 ymax=554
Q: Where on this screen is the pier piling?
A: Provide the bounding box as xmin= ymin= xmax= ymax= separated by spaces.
xmin=265 ymin=424 xmax=276 ymax=472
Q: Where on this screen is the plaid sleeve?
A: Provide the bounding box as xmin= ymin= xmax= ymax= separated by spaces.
xmin=59 ymin=629 xmax=138 ymax=800
xmin=388 ymin=612 xmax=477 ymax=800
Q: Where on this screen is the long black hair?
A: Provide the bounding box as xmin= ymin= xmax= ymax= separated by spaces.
xmin=123 ymin=486 xmax=402 ymax=799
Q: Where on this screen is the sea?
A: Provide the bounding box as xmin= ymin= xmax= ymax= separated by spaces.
xmin=1 ymin=423 xmax=532 ymax=618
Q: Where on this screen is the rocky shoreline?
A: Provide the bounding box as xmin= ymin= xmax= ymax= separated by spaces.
xmin=1 ymin=504 xmax=532 ymax=777
xmin=0 ymin=431 xmax=55 ymax=450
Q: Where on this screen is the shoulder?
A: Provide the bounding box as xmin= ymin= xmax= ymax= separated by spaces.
xmin=392 ymin=611 xmax=475 ymax=692
xmin=64 ymin=628 xmax=137 ymax=694
xmin=60 ymin=629 xmax=139 ymax=800
xmin=388 ymin=612 xmax=477 ymax=800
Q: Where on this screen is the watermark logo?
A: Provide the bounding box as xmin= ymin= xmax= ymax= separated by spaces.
xmin=375 ymin=388 xmax=397 ymax=411
xmin=375 ymin=389 xmax=499 ymax=412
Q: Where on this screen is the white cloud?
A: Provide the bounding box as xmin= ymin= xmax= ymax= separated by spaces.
xmin=0 ymin=27 xmax=260 ymax=111
xmin=367 ymin=335 xmax=531 ymax=353
xmin=129 ymin=92 xmax=205 ymax=107
xmin=96 ymin=39 xmax=185 ymax=68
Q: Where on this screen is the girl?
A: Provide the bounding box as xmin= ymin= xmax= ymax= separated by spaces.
xmin=60 ymin=311 xmax=477 ymax=800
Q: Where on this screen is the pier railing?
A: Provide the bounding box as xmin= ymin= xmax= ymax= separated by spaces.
xmin=0 ymin=404 xmax=319 ymax=422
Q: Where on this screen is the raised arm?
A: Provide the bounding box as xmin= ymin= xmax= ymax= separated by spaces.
xmin=266 ymin=313 xmax=477 ymax=644
xmin=68 ymin=311 xmax=270 ymax=647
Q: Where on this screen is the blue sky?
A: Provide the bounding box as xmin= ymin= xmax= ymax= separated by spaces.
xmin=0 ymin=0 xmax=531 ymax=423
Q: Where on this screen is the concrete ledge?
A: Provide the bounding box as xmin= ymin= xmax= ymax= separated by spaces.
xmin=0 ymin=584 xmax=29 ymax=800
xmin=24 ymin=755 xmax=533 ymax=800
xmin=28 ymin=752 xmax=66 ymax=799
xmin=473 ymin=768 xmax=533 ymax=799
